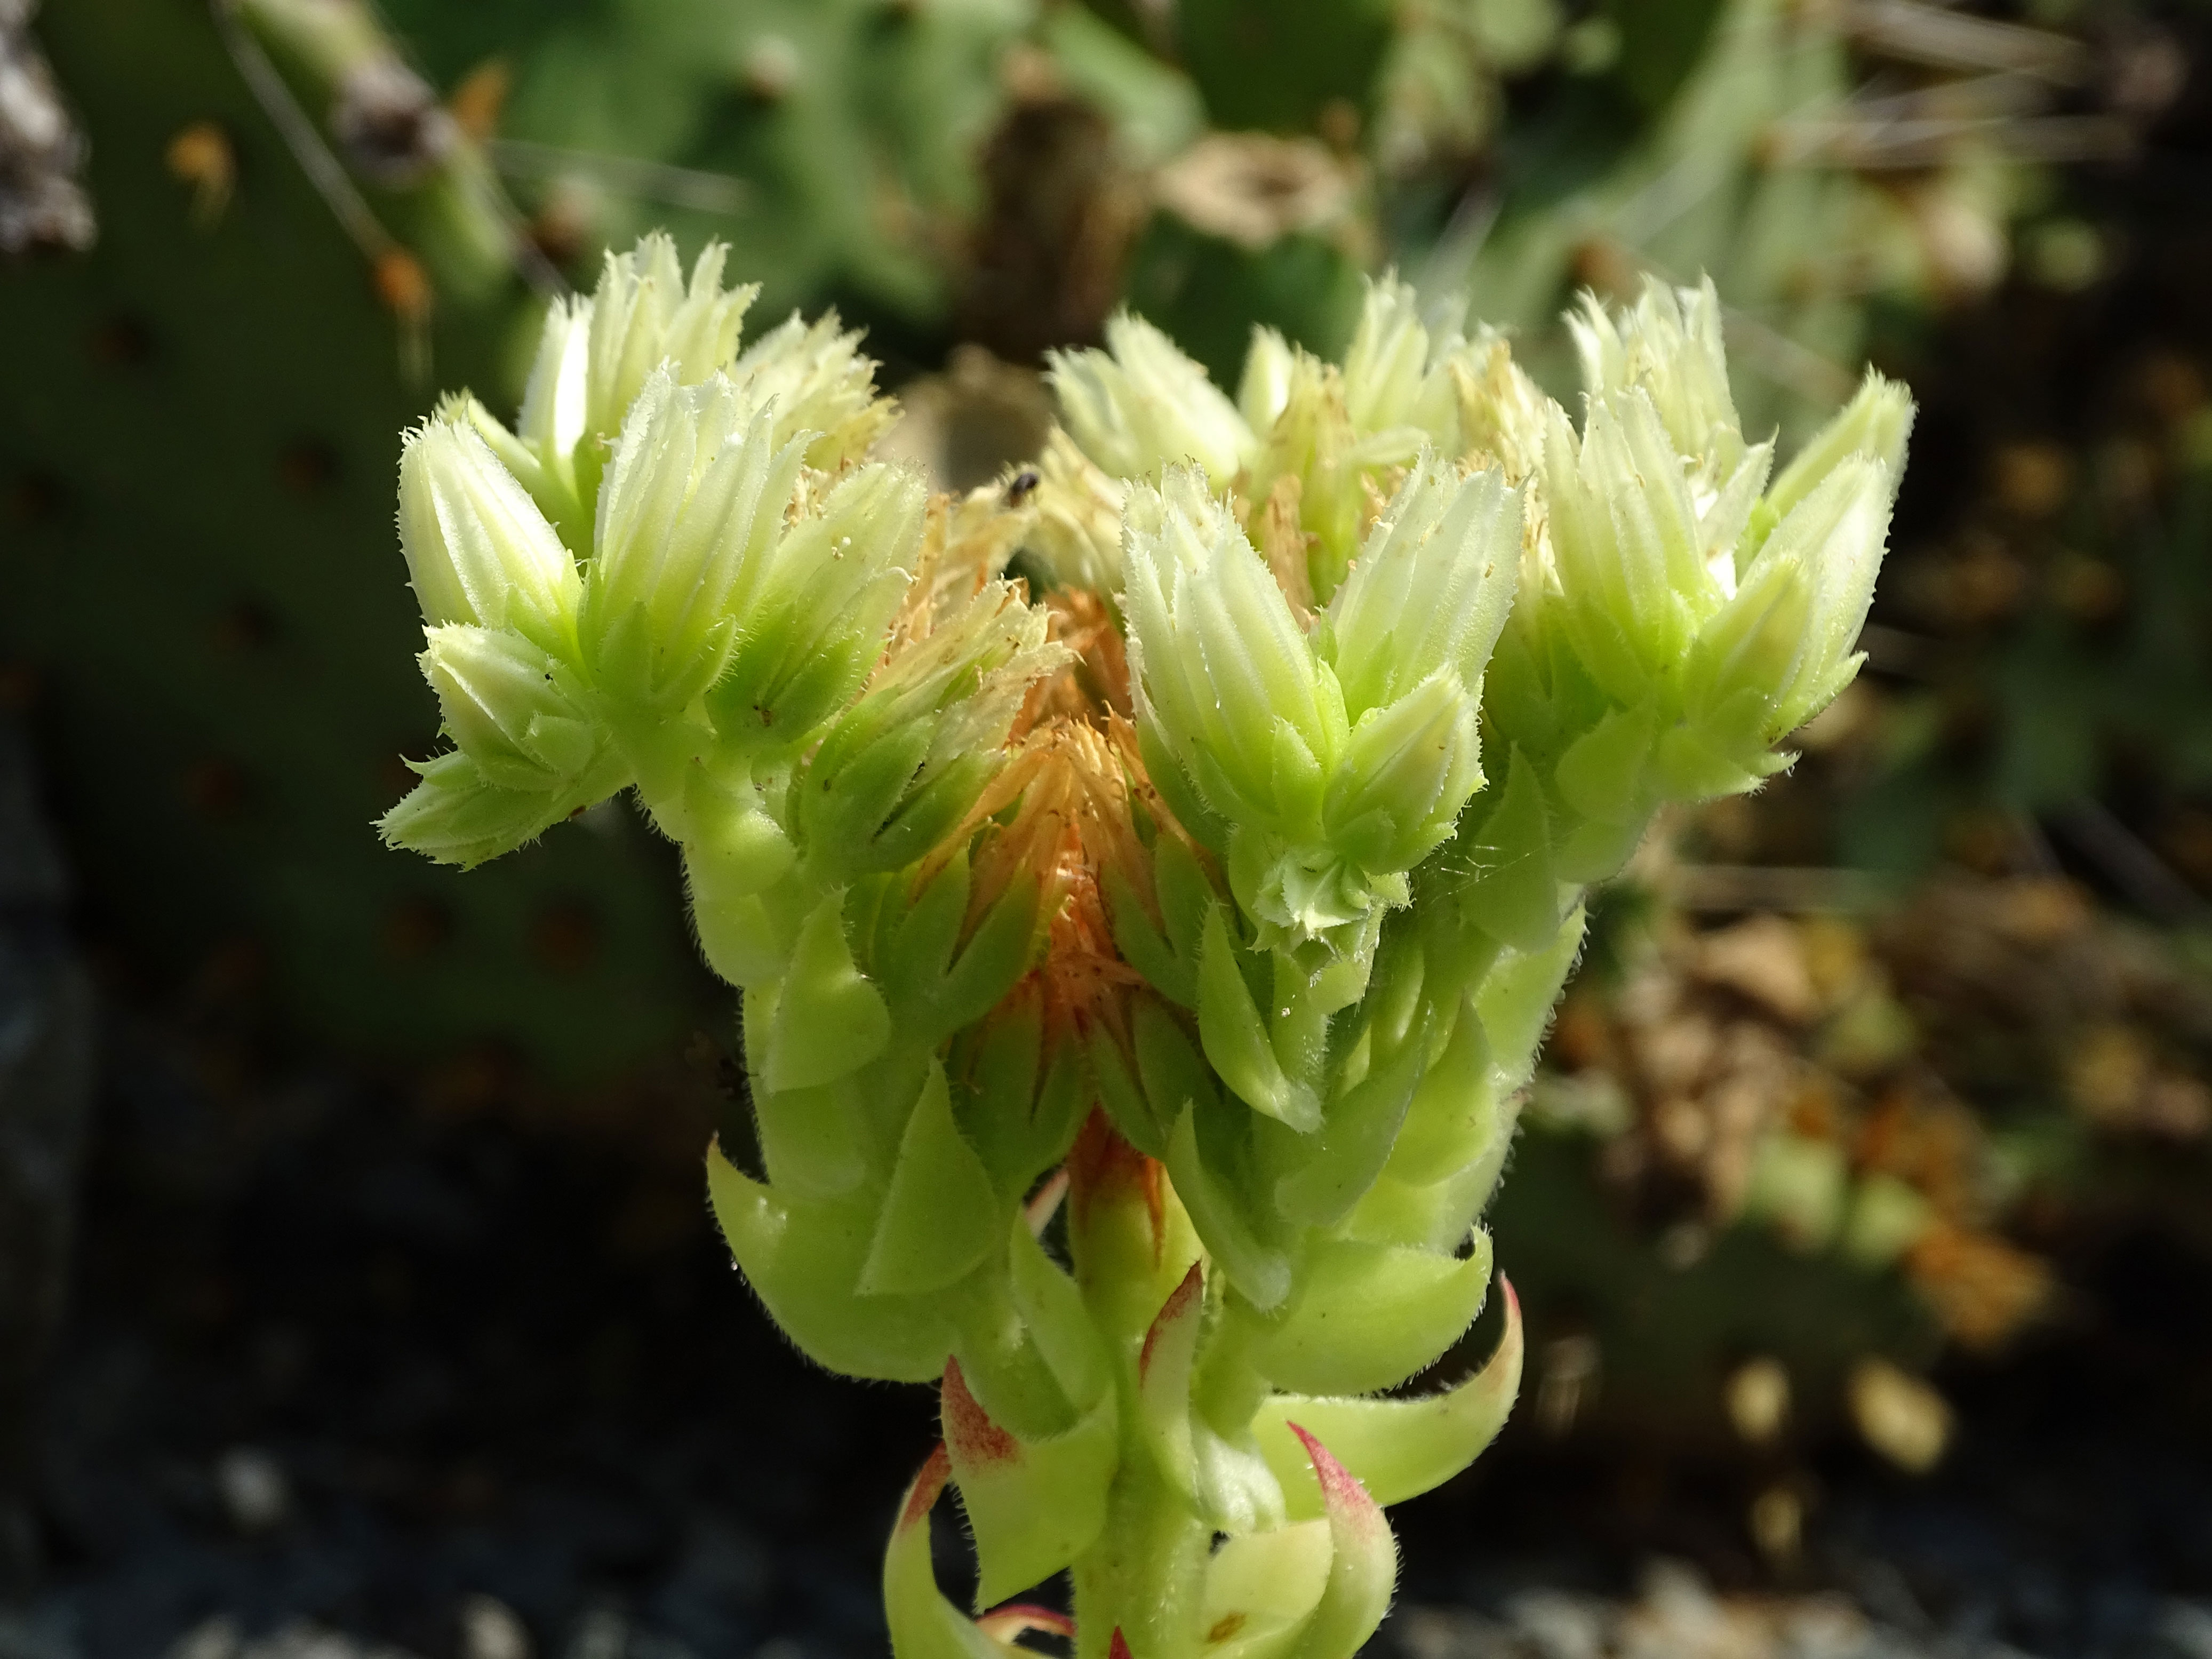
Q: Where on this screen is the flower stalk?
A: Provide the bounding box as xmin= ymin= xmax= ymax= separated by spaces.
xmin=379 ymin=241 xmax=1909 ymax=1659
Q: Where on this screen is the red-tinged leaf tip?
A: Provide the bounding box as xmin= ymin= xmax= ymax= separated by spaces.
xmin=975 ymin=1605 xmax=1076 ymax=1644
xmin=1109 ymin=1628 xmax=1134 ymax=1659
xmin=943 ymin=1358 xmax=1021 ymax=1467
xmin=1500 ymin=1273 xmax=1518 ymax=1319
xmin=1138 ymin=1259 xmax=1203 ymax=1383
xmin=1286 ymin=1421 xmax=1383 ymax=1534
xmin=899 ymin=1442 xmax=951 ymax=1533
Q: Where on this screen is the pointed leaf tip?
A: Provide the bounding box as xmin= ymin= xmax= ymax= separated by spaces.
xmin=900 ymin=1442 xmax=952 ymax=1534
xmin=1285 ymin=1423 xmax=1377 ymax=1529
xmin=943 ymin=1360 xmax=1020 ymax=1469
xmin=1109 ymin=1630 xmax=1133 ymax=1659
xmin=1140 ymin=1261 xmax=1203 ymax=1384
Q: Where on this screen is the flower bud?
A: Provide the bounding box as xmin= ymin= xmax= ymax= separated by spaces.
xmin=1324 ymin=669 xmax=1483 ymax=874
xmin=1023 ymin=429 xmax=1127 ymax=595
xmin=1686 ymin=453 xmax=1896 ymax=742
xmin=711 ymin=461 xmax=925 ymax=744
xmin=420 ymin=624 xmax=602 ymax=791
xmin=1538 ymin=389 xmax=1714 ymax=705
xmin=799 ymin=583 xmax=1064 ymax=875
xmin=517 ymin=294 xmax=590 ymax=462
xmin=1325 ymin=456 xmax=1520 ymax=721
xmin=1339 ymin=272 xmax=1457 ymax=441
xmin=725 ymin=310 xmax=896 ymax=470
xmin=1237 ymin=325 xmax=1297 ymax=440
xmin=1122 ymin=468 xmax=1340 ymax=827
xmin=1450 ymin=330 xmax=1551 ymax=482
xmin=582 ymin=369 xmax=800 ymax=710
xmin=584 ymin=233 xmax=756 ymax=449
xmin=1763 ymin=369 xmax=1915 ymax=525
xmin=1569 ymin=275 xmax=1744 ymax=478
xmin=378 ymin=751 xmax=578 ymax=869
xmin=1049 ymin=313 xmax=1256 ymax=484
xmin=397 ymin=418 xmax=580 ymax=656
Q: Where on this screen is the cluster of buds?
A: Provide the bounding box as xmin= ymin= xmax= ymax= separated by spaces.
xmin=382 ymin=237 xmax=1908 ymax=1659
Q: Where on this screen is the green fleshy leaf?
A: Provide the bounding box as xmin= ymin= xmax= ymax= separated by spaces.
xmin=1108 ymin=866 xmax=1196 ymax=1010
xmin=764 ymin=891 xmax=892 ymax=1092
xmin=1199 ymin=905 xmax=1320 ymax=1131
xmin=1090 ymin=1024 xmax=1167 ymax=1157
xmin=706 ymin=1143 xmax=951 ymax=1382
xmin=1280 ymin=1425 xmax=1399 ymax=1659
xmin=1473 ymin=906 xmax=1586 ymax=1094
xmin=1457 ymin=747 xmax=1561 ymax=953
xmin=1553 ymin=699 xmax=1657 ymax=826
xmin=862 ymin=1060 xmax=1003 ymax=1296
xmin=877 ymin=851 xmax=972 ymax=1012
xmin=688 ymin=857 xmax=789 ymax=987
xmin=943 ymin=1358 xmax=1119 ymax=1609
xmin=1201 ymin=1521 xmax=1333 ymax=1659
xmin=1385 ymin=995 xmax=1496 ymax=1185
xmin=1166 ymin=1105 xmax=1294 ymax=1311
xmin=1274 ymin=1007 xmax=1433 ymax=1228
xmin=1258 ymin=1232 xmax=1494 ymax=1396
xmin=883 ymin=1447 xmax=1009 ymax=1659
xmin=1253 ymin=1276 xmax=1523 ymax=1518
xmin=1136 ymin=1261 xmax=1205 ymax=1509
xmin=929 ymin=874 xmax=1045 ymax=1041
xmin=752 ymin=1077 xmax=868 ymax=1198
xmin=1133 ymin=997 xmax=1219 ymax=1137
xmin=1008 ymin=1214 xmax=1111 ymax=1411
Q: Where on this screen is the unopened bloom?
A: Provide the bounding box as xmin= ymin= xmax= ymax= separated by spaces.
xmin=420 ymin=624 xmax=602 ymax=791
xmin=709 ymin=460 xmax=927 ymax=746
xmin=1685 ymin=451 xmax=1897 ymax=743
xmin=583 ymin=233 xmax=757 ymax=453
xmin=579 ymin=369 xmax=801 ymax=711
xmin=723 ymin=310 xmax=897 ymax=470
xmin=397 ymin=417 xmax=579 ymax=657
xmin=1124 ymin=459 xmax=1518 ymax=951
xmin=1050 ymin=314 xmax=1256 ymax=484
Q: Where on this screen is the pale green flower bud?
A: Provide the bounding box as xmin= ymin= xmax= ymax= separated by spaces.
xmin=1538 ymin=390 xmax=1714 ymax=705
xmin=800 ymin=583 xmax=1065 ymax=875
xmin=1339 ymin=272 xmax=1458 ymax=442
xmin=1687 ymin=453 xmax=1897 ymax=742
xmin=1451 ymin=330 xmax=1552 ymax=482
xmin=1049 ymin=313 xmax=1256 ymax=483
xmin=724 ymin=310 xmax=896 ymax=471
xmin=581 ymin=369 xmax=800 ymax=711
xmin=1237 ymin=325 xmax=1297 ymax=440
xmin=396 ymin=418 xmax=580 ymax=657
xmin=1569 ymin=275 xmax=1744 ymax=476
xmin=1325 ymin=668 xmax=1484 ymax=874
xmin=1764 ymin=369 xmax=1916 ymax=524
xmin=420 ymin=624 xmax=602 ymax=791
xmin=584 ymin=233 xmax=757 ymax=448
xmin=515 ymin=293 xmax=590 ymax=481
xmin=1326 ymin=456 xmax=1520 ymax=721
xmin=710 ymin=461 xmax=925 ymax=744
xmin=1122 ymin=468 xmax=1339 ymax=826
xmin=379 ymin=744 xmax=623 ymax=870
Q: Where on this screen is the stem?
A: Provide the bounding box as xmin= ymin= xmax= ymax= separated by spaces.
xmin=1070 ymin=1429 xmax=1211 ymax=1659
xmin=1065 ymin=1115 xmax=1214 ymax=1659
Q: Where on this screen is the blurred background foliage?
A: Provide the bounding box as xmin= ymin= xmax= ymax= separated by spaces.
xmin=4 ymin=0 xmax=2212 ymax=1612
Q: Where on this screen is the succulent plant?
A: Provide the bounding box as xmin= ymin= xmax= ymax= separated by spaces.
xmin=379 ymin=235 xmax=1908 ymax=1652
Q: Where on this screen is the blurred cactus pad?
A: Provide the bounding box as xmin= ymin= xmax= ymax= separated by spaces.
xmin=377 ymin=234 xmax=1908 ymax=1654
xmin=2 ymin=0 xmax=2070 ymax=1078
